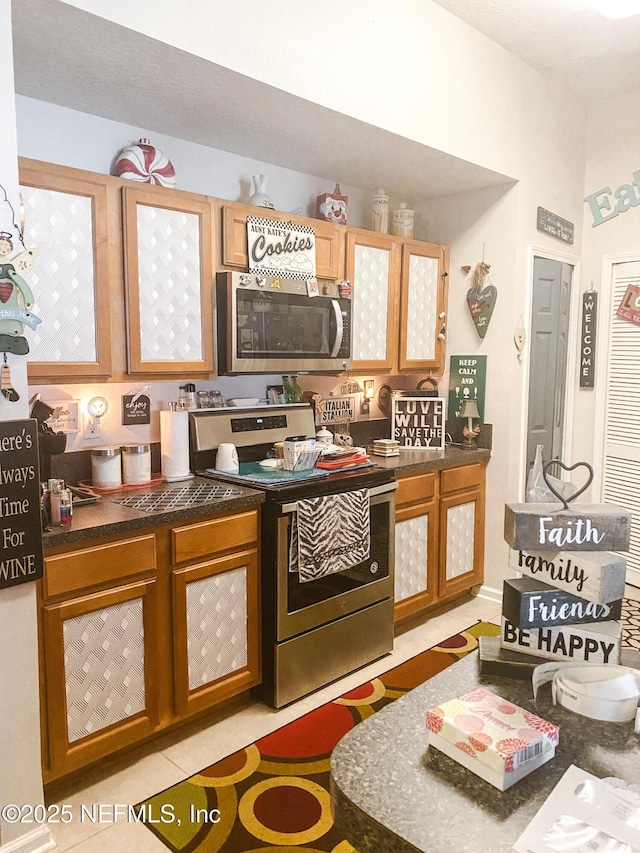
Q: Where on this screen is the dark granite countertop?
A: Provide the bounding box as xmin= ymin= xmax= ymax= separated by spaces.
xmin=331 ymin=651 xmax=640 ymax=853
xmin=368 ymin=445 xmax=490 ymax=476
xmin=43 ymin=476 xmax=264 ymax=549
xmin=43 ymin=447 xmax=488 ymax=551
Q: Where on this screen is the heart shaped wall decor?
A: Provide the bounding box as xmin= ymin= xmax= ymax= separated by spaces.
xmin=466 ymin=261 xmax=497 ymax=339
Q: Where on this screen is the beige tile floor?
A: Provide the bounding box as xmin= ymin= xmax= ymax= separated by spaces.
xmin=42 ymin=595 xmax=502 ymax=852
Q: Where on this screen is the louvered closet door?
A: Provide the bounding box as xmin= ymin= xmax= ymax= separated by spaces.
xmin=603 ymin=262 xmax=640 ymax=587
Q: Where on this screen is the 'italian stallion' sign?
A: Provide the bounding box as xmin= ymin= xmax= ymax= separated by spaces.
xmin=247 ymin=215 xmax=316 ymax=280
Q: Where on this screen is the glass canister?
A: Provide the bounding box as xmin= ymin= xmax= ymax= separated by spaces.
xmin=121 ymin=443 xmax=151 ymax=485
xmin=91 ymin=446 xmax=122 ymax=489
xmin=391 ymin=203 xmax=415 ymax=238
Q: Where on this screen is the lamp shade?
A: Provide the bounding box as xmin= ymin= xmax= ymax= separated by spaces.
xmin=459 ymin=400 xmax=480 ymax=419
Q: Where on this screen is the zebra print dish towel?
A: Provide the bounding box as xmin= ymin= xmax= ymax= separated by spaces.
xmin=289 ymin=488 xmax=370 ymax=583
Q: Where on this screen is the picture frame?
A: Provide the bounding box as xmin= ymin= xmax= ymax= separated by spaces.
xmin=45 ymin=399 xmax=80 ymax=434
xmin=392 ymin=392 xmax=446 ymax=450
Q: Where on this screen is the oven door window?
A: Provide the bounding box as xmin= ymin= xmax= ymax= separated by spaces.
xmin=286 ymin=498 xmax=390 ymax=613
xmin=236 ymin=290 xmax=350 ymax=361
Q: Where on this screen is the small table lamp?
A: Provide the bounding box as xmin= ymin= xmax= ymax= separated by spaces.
xmin=459 ymin=399 xmax=481 ymax=447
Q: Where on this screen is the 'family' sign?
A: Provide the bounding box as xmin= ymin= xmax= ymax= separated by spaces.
xmin=392 ymin=393 xmax=445 ymax=449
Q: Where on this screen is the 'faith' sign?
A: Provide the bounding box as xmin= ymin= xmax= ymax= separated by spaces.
xmin=504 ymin=503 xmax=631 ymax=552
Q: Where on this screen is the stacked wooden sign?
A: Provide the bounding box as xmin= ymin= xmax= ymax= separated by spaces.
xmin=483 ymin=486 xmax=630 ymax=676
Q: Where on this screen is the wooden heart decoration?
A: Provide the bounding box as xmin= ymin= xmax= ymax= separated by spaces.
xmin=0 ymin=281 xmax=14 ymax=303
xmin=542 ymin=460 xmax=594 ymax=510
xmin=467 ymin=283 xmax=497 ymax=339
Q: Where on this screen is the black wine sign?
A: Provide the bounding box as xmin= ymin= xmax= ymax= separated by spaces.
xmin=0 ymin=419 xmax=43 ymax=589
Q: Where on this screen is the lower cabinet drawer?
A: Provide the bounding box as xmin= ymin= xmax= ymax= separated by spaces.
xmin=172 ymin=509 xmax=259 ymax=563
xmin=441 ymin=463 xmax=484 ymax=494
xmin=44 ymin=534 xmax=156 ymax=599
xmin=395 ymin=472 xmax=437 ymax=506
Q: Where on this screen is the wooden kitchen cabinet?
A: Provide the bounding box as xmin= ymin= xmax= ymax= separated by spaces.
xmin=394 ymin=472 xmax=440 ymax=622
xmin=393 ymin=461 xmax=486 ymax=626
xmin=39 ymin=507 xmax=261 ymax=783
xmin=123 ymin=184 xmax=215 ymax=374
xmin=220 ymin=202 xmax=345 ymax=280
xmin=19 ymin=159 xmax=115 ymax=380
xmin=347 ymin=229 xmax=402 ymax=372
xmin=347 ymin=228 xmax=449 ymax=374
xmin=170 ymin=510 xmax=261 ymax=718
xmin=40 ymin=535 xmax=159 ymax=778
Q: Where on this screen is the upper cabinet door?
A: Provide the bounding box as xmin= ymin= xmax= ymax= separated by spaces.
xmin=398 ymin=241 xmax=449 ymax=374
xmin=123 ymin=186 xmax=214 ymax=375
xmin=19 ymin=161 xmax=113 ymax=380
xmin=347 ymin=230 xmax=401 ymax=372
xmin=221 ymin=203 xmax=345 ymax=280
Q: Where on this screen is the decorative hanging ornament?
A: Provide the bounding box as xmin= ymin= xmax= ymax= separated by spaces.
xmin=466 ymin=260 xmax=497 ymax=339
xmin=114 ymin=138 xmax=176 ymax=187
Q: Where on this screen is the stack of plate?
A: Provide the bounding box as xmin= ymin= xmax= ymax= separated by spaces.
xmin=372 ymin=438 xmax=400 ymax=457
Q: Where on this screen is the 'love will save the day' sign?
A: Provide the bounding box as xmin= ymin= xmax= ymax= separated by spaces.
xmin=392 ymin=394 xmax=445 ymax=449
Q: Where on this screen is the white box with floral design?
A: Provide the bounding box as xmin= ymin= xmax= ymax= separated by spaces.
xmin=426 ymin=686 xmax=559 ymax=790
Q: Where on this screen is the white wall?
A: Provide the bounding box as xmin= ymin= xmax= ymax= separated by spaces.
xmin=62 ymin=0 xmax=585 ymax=182
xmin=576 ymin=89 xmax=640 ymax=481
xmin=0 ymin=4 xmax=52 ymax=852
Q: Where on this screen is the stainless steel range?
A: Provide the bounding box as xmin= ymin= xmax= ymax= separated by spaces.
xmin=189 ymin=403 xmax=396 ymax=708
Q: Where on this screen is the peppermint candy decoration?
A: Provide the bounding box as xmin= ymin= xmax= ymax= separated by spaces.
xmin=115 ymin=138 xmax=176 ymax=187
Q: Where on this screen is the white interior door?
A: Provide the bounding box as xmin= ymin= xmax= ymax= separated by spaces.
xmin=601 ymin=261 xmax=640 ymax=588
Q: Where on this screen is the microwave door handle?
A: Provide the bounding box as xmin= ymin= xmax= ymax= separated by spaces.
xmin=329 ymin=299 xmax=343 ymax=358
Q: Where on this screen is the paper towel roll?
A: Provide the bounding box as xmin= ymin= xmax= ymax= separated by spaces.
xmin=160 ymin=409 xmax=193 ymax=482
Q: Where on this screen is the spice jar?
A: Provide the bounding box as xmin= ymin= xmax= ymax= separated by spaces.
xmin=91 ymin=446 xmax=122 ymax=489
xmin=121 ymin=443 xmax=151 ymax=485
xmin=371 ymin=188 xmax=389 ymax=233
xmin=391 ymin=203 xmax=415 ymax=238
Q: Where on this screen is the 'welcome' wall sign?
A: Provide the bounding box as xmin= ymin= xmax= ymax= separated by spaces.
xmin=247 ymin=215 xmax=316 ymax=279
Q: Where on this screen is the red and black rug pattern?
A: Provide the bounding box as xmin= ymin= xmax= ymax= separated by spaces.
xmin=141 ymin=622 xmax=499 ymax=852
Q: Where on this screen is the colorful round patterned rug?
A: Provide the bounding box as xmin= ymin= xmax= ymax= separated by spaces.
xmin=140 ymin=621 xmax=499 ymax=852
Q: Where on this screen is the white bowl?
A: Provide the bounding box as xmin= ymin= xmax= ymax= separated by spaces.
xmin=228 ymin=397 xmax=262 ymax=407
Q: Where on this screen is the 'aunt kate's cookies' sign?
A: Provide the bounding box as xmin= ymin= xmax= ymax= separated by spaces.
xmin=392 ymin=394 xmax=445 ymax=449
xmin=247 ymin=215 xmax=316 ymax=279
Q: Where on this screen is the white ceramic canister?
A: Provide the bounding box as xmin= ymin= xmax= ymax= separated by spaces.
xmin=121 ymin=443 xmax=151 ymax=485
xmin=91 ymin=446 xmax=122 ymax=489
xmin=371 ymin=188 xmax=389 ymax=233
xmin=391 ymin=203 xmax=415 ymax=238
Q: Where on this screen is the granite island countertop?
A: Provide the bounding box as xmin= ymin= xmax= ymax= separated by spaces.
xmin=330 ymin=652 xmax=640 ymax=853
xmin=43 ymin=475 xmax=265 ymax=549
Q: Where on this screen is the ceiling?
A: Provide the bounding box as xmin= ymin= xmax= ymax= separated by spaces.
xmin=431 ymin=0 xmax=640 ymax=102
xmin=11 ymin=0 xmax=640 ymax=202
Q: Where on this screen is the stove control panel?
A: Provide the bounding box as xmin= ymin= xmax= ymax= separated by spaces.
xmin=231 ymin=414 xmax=288 ymax=433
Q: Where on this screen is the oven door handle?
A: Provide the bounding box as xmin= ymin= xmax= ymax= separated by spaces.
xmin=280 ymin=479 xmax=397 ymax=514
xmin=329 ymin=299 xmax=344 ymax=358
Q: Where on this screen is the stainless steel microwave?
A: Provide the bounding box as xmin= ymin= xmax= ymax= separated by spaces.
xmin=216 ymin=272 xmax=352 ymax=374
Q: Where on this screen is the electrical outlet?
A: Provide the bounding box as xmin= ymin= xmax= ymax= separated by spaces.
xmin=84 ymin=419 xmax=102 ymax=440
